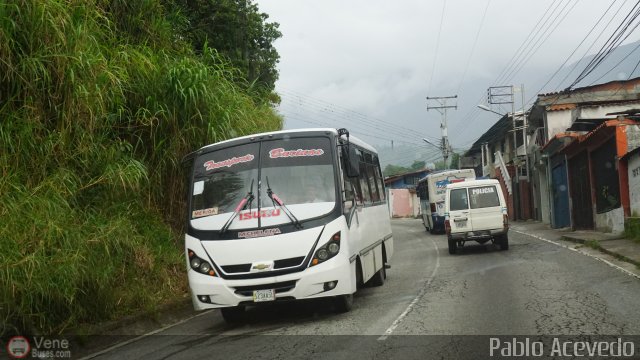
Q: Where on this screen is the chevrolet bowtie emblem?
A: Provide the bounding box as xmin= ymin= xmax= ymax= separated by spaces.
xmin=252 ymin=264 xmax=271 ymax=270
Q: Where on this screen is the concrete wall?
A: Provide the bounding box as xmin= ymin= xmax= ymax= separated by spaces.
xmin=537 ymin=163 xmax=551 ymax=224
xmin=628 ymin=152 xmax=640 ymax=216
xmin=389 ymin=189 xmax=419 ymax=218
xmin=594 ymin=207 xmax=624 ymax=234
xmin=545 ymin=109 xmax=573 ymax=139
xmin=578 ymin=101 xmax=640 ymax=119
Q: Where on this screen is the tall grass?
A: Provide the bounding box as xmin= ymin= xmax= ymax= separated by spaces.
xmin=0 ymin=0 xmax=281 ymax=335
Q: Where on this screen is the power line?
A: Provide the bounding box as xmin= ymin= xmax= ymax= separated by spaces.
xmin=456 ymin=0 xmax=492 ymax=96
xmin=526 ymin=0 xmax=626 ymax=104
xmin=427 ymin=0 xmax=448 ymax=95
xmin=568 ymin=0 xmax=640 ymax=89
xmin=279 ymin=89 xmax=442 ymax=142
xmin=587 ymin=39 xmax=640 ymax=85
xmin=450 ymin=0 xmax=572 ymax=136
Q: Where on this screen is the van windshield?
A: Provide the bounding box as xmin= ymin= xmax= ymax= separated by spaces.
xmin=190 ymin=136 xmax=336 ymax=231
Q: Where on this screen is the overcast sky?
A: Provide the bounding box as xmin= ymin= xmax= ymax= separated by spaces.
xmin=256 ymin=0 xmax=640 ymax=162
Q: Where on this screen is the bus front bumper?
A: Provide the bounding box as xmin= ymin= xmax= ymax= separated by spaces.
xmin=188 ymin=256 xmax=353 ymax=310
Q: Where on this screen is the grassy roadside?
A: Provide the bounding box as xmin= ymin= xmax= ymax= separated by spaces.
xmin=0 ymin=0 xmax=281 ymax=336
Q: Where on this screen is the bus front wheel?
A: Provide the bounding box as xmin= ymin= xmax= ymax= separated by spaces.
xmin=334 ymin=294 xmax=353 ymax=313
xmin=220 ymin=305 xmax=246 ymax=323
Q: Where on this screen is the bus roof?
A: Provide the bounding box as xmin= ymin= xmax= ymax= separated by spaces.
xmin=197 ymin=128 xmax=377 ymax=154
xmin=418 ymin=168 xmax=475 ymax=183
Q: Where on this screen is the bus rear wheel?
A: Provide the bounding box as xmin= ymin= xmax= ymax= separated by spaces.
xmin=220 ymin=305 xmax=246 ymax=323
xmin=371 ymin=265 xmax=385 ymax=286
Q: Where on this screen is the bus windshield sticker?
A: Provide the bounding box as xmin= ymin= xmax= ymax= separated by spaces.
xmin=238 ymin=228 xmax=282 ymax=239
xmin=192 ymin=207 xmax=219 ymax=218
xmin=269 ymin=148 xmax=324 ymax=158
xmin=193 ymin=181 xmax=204 ymax=195
xmin=239 ymin=209 xmax=281 ymax=221
xmin=203 ymin=154 xmax=254 ymax=171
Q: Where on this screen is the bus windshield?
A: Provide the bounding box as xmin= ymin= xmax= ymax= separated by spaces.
xmin=190 ymin=136 xmax=337 ymax=231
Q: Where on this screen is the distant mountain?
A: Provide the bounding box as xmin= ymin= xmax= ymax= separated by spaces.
xmin=539 ymin=39 xmax=640 ymax=93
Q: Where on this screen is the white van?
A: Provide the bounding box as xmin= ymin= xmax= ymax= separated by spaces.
xmin=444 ymin=179 xmax=509 ymax=254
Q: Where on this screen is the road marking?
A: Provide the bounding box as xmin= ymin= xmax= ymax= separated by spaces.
xmin=78 ymin=310 xmax=213 ymax=360
xmin=378 ymin=236 xmax=440 ymax=341
xmin=511 ymin=228 xmax=640 ymax=281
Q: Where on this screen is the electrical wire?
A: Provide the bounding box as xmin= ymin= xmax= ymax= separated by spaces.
xmin=427 ymin=0 xmax=448 ymax=95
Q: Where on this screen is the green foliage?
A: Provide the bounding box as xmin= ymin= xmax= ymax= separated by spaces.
xmin=383 ymin=164 xmax=410 ymax=177
xmin=409 ymin=160 xmax=426 ymax=171
xmin=624 ymin=216 xmax=640 ymax=244
xmin=169 ymin=0 xmax=282 ymax=98
xmin=0 ymin=0 xmax=281 ymax=335
xmin=434 ymin=153 xmax=460 ymax=170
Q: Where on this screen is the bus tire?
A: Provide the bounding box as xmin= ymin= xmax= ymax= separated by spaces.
xmin=334 ymin=294 xmax=353 ymax=313
xmin=355 ymin=258 xmax=364 ymax=290
xmin=371 ymin=264 xmax=385 ymax=286
xmin=448 ymin=236 xmax=456 ymax=255
xmin=220 ymin=305 xmax=246 ymax=323
xmin=499 ymin=235 xmax=509 ymax=250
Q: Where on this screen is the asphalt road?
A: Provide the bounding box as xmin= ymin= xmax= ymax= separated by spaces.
xmin=85 ymin=219 xmax=640 ymax=359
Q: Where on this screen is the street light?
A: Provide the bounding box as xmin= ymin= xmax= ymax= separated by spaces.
xmin=422 ymin=138 xmax=440 ymax=149
xmin=477 ymin=104 xmax=506 ymax=117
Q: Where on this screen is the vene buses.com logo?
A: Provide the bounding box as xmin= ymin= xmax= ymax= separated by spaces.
xmin=6 ymin=336 xmax=30 ymax=359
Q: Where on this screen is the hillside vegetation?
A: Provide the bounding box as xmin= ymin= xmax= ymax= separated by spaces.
xmin=0 ymin=0 xmax=282 ymax=335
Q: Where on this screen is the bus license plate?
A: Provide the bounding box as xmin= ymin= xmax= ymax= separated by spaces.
xmin=253 ymin=289 xmax=275 ymax=302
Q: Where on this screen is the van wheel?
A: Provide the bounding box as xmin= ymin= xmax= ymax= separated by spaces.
xmin=448 ymin=236 xmax=456 ymax=255
xmin=371 ymin=265 xmax=385 ymax=286
xmin=334 ymin=294 xmax=353 ymax=313
xmin=221 ymin=305 xmax=246 ymax=323
xmin=500 ymin=235 xmax=509 ymax=250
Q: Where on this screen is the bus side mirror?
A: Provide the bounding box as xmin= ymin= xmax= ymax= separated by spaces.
xmin=345 ymin=145 xmax=360 ymax=178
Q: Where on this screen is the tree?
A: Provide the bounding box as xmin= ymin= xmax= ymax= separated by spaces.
xmin=383 ymin=164 xmax=410 ymax=177
xmin=410 ymin=160 xmax=426 ymax=171
xmin=433 ymin=153 xmax=460 ymax=170
xmin=169 ymin=0 xmax=282 ymax=98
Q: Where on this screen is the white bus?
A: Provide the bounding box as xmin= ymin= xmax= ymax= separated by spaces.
xmin=184 ymin=128 xmax=393 ymax=322
xmin=416 ymin=169 xmax=476 ymax=234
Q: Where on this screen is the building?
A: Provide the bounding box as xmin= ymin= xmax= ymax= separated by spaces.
xmin=384 ymin=169 xmax=430 ymax=218
xmin=528 ymin=77 xmax=640 ymax=232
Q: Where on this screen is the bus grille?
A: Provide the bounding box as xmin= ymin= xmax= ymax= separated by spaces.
xmin=221 ymin=264 xmax=251 ymax=273
xmin=274 ymin=256 xmax=305 ymax=269
xmin=221 ymin=256 xmax=305 ymax=274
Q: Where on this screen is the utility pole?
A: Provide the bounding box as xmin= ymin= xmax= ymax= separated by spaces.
xmin=426 ymin=95 xmax=457 ymax=168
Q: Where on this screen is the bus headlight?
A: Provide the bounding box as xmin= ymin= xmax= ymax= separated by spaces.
xmin=188 ymin=249 xmax=216 ymax=277
xmin=310 ymin=231 xmax=341 ymax=267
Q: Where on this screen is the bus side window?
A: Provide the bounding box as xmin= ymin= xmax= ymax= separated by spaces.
xmin=367 ymin=163 xmax=380 ymax=202
xmin=374 ymin=156 xmax=386 ymax=201
xmin=341 ymin=147 xmax=363 ymax=207
xmin=359 ymin=160 xmax=372 ymax=204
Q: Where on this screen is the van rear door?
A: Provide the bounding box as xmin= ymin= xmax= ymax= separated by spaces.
xmin=447 ymin=188 xmax=472 ymax=234
xmin=468 ymin=185 xmax=503 ymax=231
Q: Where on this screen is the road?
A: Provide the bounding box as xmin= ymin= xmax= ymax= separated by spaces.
xmin=85 ymin=219 xmax=640 ymax=359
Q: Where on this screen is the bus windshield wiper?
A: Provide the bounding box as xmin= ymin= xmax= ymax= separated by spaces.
xmin=220 ymin=179 xmax=254 ymax=234
xmin=266 ymin=176 xmax=302 ymax=229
